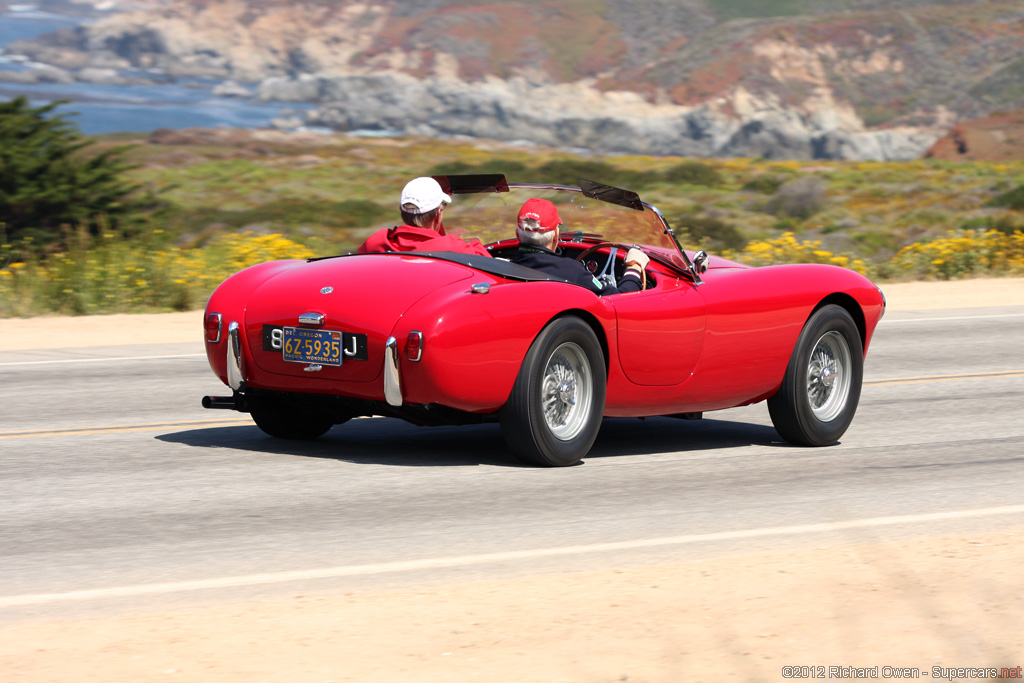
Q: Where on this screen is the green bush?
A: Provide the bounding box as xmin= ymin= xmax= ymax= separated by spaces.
xmin=986 ymin=185 xmax=1024 ymax=211
xmin=169 ymin=198 xmax=390 ymax=236
xmin=762 ymin=176 xmax=828 ymax=220
xmin=741 ymin=175 xmax=787 ymax=194
xmin=668 ymin=214 xmax=747 ymax=250
xmin=535 ymin=159 xmax=626 ymax=186
xmin=428 ymin=159 xmax=531 ymax=180
xmin=662 ymin=161 xmax=724 ymax=187
xmin=0 ymin=97 xmax=144 ymax=244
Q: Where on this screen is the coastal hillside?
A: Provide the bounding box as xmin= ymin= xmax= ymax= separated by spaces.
xmin=7 ymin=0 xmax=1024 ymax=159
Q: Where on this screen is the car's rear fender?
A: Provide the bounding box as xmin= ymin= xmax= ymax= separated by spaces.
xmin=204 ymin=260 xmax=306 ymax=386
xmin=394 ymin=280 xmax=614 ymax=413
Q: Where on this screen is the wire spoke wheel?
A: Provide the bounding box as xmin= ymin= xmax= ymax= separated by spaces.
xmin=500 ymin=317 xmax=606 ymax=466
xmin=540 ymin=342 xmax=593 ymax=441
xmin=768 ymin=305 xmax=863 ymax=447
xmin=806 ymin=330 xmax=853 ymax=422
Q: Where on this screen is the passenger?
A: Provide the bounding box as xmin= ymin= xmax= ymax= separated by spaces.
xmin=358 ymin=177 xmax=491 ymax=257
xmin=510 ymin=198 xmax=647 ymax=295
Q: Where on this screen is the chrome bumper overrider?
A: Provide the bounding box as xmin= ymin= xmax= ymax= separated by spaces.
xmin=218 ymin=321 xmax=401 ymax=408
xmin=227 ymin=321 xmax=245 ymax=391
xmin=384 ymin=336 xmax=402 ymax=407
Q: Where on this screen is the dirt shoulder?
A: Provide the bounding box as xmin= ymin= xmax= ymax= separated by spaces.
xmin=2 ymin=527 xmax=1022 ymax=682
xmin=1 ymin=278 xmax=1023 ymax=351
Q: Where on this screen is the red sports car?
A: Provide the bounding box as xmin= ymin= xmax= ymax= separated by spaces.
xmin=202 ymin=176 xmax=886 ymax=466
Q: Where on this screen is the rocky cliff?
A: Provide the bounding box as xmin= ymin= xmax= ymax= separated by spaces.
xmin=7 ymin=0 xmax=1024 ymax=160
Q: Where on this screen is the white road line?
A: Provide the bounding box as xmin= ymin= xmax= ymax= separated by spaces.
xmin=881 ymin=313 xmax=1024 ymax=324
xmin=3 ymin=504 xmax=1022 ymax=608
xmin=0 ymin=353 xmax=206 ymax=367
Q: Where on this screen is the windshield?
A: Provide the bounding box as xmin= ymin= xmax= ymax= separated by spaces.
xmin=437 ymin=179 xmax=691 ymax=274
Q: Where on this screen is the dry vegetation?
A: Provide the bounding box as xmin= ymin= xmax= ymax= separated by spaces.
xmin=3 ymin=127 xmax=1024 ymax=317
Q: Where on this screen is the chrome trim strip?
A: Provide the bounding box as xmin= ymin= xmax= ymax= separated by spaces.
xmin=647 ymin=203 xmax=702 ymax=285
xmin=299 ymin=312 xmax=325 ymax=326
xmin=408 ymin=331 xmax=423 ymax=362
xmin=226 ymin=322 xmax=244 ymax=391
xmin=384 ymin=337 xmax=402 ymax=406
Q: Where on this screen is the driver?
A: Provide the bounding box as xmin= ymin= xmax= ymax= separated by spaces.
xmin=511 ymin=198 xmax=648 ymax=295
xmin=358 ymin=177 xmax=491 ymax=257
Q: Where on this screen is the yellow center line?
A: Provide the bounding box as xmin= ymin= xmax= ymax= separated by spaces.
xmin=4 ymin=371 xmax=1019 ymax=441
xmin=866 ymin=370 xmax=1024 ymax=386
xmin=0 ymin=418 xmax=253 ymax=440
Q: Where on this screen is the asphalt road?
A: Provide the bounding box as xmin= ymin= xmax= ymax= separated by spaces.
xmin=2 ymin=305 xmax=1023 ymax=619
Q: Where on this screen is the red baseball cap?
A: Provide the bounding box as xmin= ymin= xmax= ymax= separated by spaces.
xmin=517 ymin=198 xmax=563 ymax=233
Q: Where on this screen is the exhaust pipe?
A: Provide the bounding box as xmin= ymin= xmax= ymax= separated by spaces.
xmin=202 ymin=395 xmax=236 ymax=410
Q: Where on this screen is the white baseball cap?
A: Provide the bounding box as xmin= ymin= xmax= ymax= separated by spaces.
xmin=400 ymin=177 xmax=452 ymax=215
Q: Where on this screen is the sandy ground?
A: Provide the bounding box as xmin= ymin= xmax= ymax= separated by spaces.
xmin=2 ymin=278 xmax=1023 ymax=681
xmin=2 ymin=529 xmax=1022 ymax=682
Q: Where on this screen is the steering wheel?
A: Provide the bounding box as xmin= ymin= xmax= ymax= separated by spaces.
xmin=573 ymin=241 xmax=646 ymax=290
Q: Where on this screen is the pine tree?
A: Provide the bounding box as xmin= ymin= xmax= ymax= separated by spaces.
xmin=0 ymin=96 xmax=141 ymax=243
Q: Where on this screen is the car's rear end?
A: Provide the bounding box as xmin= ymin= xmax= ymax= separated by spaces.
xmin=202 ymin=250 xmax=611 ymax=436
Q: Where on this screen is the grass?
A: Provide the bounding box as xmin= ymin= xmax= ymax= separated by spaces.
xmin=3 ymin=130 xmax=1024 ymax=317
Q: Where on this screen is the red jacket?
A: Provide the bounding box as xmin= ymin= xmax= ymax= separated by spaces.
xmin=358 ymin=224 xmax=491 ymax=257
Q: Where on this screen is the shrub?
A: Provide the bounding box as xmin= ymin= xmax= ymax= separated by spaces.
xmin=761 ymin=176 xmax=829 ymax=220
xmin=0 ymin=229 xmax=314 ymax=316
xmin=428 ymin=159 xmax=531 ymax=179
xmin=662 ymin=161 xmax=723 ymax=187
xmin=986 ymin=185 xmax=1024 ymax=211
xmin=169 ymin=198 xmax=390 ymax=235
xmin=667 ymin=214 xmax=746 ymax=250
xmin=0 ymin=97 xmax=144 ymax=244
xmin=722 ymin=232 xmax=869 ymax=275
xmin=535 ymin=158 xmax=625 ymax=186
xmin=741 ymin=175 xmax=787 ymax=194
xmin=887 ymin=229 xmax=1024 ymax=280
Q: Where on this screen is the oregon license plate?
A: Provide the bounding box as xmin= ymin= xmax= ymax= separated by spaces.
xmin=282 ymin=327 xmax=343 ymax=366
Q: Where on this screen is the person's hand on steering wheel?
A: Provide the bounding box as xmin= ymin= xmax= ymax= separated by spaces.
xmin=625 ymin=248 xmax=649 ymax=276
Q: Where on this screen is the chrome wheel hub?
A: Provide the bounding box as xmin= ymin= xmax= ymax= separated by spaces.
xmin=806 ymin=330 xmax=852 ymax=422
xmin=541 ymin=342 xmax=592 ymax=441
xmin=557 ymin=380 xmax=576 ymax=406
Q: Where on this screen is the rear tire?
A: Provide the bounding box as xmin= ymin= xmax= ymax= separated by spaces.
xmin=249 ymin=395 xmax=336 ymax=440
xmin=500 ymin=317 xmax=606 ymax=467
xmin=768 ymin=304 xmax=863 ymax=446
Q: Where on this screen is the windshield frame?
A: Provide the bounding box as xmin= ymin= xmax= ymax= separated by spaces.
xmin=433 ymin=175 xmax=697 ymax=279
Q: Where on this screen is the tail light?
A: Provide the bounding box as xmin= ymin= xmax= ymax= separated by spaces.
xmin=205 ymin=312 xmax=223 ymax=343
xmin=406 ymin=331 xmax=423 ymax=361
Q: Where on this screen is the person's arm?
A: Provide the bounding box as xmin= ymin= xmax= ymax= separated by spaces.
xmin=616 ymin=248 xmax=649 ymax=293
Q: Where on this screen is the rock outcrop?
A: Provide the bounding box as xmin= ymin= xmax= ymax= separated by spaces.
xmin=6 ymin=0 xmax=1024 ymax=160
xmin=276 ymin=72 xmax=950 ymax=161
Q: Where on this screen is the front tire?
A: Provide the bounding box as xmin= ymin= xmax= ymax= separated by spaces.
xmin=768 ymin=304 xmax=863 ymax=446
xmin=249 ymin=394 xmax=336 ymax=440
xmin=500 ymin=317 xmax=606 ymax=467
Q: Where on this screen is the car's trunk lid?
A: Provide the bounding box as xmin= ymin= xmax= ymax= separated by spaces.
xmin=244 ymin=254 xmax=475 ymax=382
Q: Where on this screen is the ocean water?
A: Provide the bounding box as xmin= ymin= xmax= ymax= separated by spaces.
xmin=0 ymin=11 xmax=309 ymax=134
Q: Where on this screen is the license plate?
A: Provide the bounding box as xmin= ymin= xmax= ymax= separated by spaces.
xmin=282 ymin=327 xmax=343 ymax=366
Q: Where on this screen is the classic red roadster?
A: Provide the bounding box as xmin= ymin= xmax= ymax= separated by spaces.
xmin=202 ymin=176 xmax=885 ymax=466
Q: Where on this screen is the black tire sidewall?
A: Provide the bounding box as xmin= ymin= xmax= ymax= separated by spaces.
xmin=769 ymin=305 xmax=863 ymax=446
xmin=249 ymin=395 xmax=335 ymax=440
xmin=501 ymin=317 xmax=607 ymax=466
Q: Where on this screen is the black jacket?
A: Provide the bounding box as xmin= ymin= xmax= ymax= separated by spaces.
xmin=511 ymin=246 xmax=642 ymax=295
